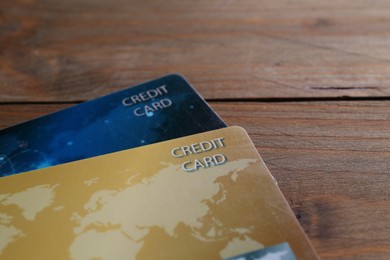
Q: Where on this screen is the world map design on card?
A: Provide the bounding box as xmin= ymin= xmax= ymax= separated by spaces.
xmin=0 ymin=127 xmax=318 ymax=259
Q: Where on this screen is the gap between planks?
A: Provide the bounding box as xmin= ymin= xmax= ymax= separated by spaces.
xmin=1 ymin=96 xmax=390 ymax=106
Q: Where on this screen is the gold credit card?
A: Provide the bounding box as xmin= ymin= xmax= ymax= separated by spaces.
xmin=0 ymin=126 xmax=318 ymax=259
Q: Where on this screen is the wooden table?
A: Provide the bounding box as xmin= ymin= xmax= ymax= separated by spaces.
xmin=1 ymin=0 xmax=390 ymax=259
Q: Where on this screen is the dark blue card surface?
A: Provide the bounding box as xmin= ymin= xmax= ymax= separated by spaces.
xmin=0 ymin=74 xmax=226 ymax=177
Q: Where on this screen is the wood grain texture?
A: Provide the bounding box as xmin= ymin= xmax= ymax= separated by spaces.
xmin=2 ymin=0 xmax=390 ymax=259
xmin=2 ymin=0 xmax=390 ymax=101
xmin=1 ymin=101 xmax=389 ymax=259
xmin=218 ymin=101 xmax=390 ymax=260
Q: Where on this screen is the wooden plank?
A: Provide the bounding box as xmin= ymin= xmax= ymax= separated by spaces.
xmin=1 ymin=101 xmax=389 ymax=259
xmin=217 ymin=101 xmax=390 ymax=260
xmin=2 ymin=0 xmax=390 ymax=101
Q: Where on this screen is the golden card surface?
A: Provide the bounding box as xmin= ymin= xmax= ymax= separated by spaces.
xmin=0 ymin=126 xmax=318 ymax=259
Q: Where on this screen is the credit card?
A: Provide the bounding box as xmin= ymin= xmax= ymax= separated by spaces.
xmin=226 ymin=243 xmax=296 ymax=260
xmin=0 ymin=126 xmax=318 ymax=259
xmin=0 ymin=74 xmax=226 ymax=177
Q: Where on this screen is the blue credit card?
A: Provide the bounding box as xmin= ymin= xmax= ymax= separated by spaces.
xmin=0 ymin=74 xmax=226 ymax=177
